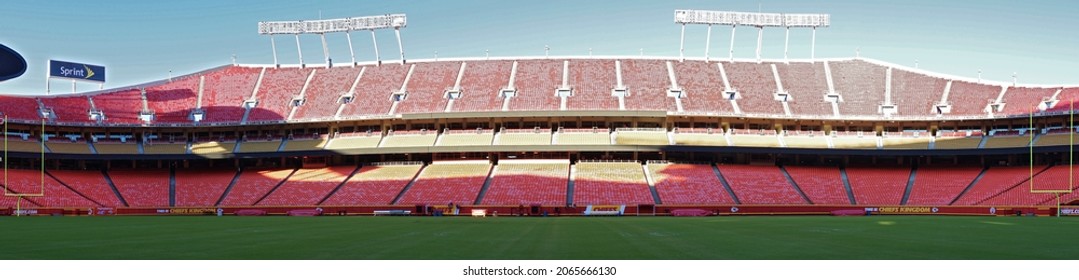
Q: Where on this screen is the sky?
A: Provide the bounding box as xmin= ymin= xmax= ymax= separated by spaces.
xmin=0 ymin=0 xmax=1076 ymax=95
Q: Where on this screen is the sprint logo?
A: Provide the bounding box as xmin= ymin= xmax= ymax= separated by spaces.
xmin=84 ymin=65 xmax=94 ymax=79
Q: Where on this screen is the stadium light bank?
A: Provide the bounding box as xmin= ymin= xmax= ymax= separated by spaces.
xmin=674 ymin=10 xmax=829 ymax=62
xmin=258 ymin=14 xmax=407 ymax=68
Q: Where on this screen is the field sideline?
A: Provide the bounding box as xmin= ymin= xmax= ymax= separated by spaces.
xmin=0 ymin=216 xmax=1076 ymax=260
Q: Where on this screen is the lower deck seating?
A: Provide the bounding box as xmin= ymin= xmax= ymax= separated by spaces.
xmin=980 ymin=165 xmax=1074 ymax=206
xmin=482 ymin=160 xmax=569 ymax=205
xmin=0 ymin=168 xmax=98 ymax=208
xmin=784 ymin=166 xmax=849 ymax=205
xmin=648 ymin=163 xmax=734 ymax=204
xmin=906 ymin=166 xmax=982 ymax=205
xmin=174 ymin=169 xmax=236 ymax=207
xmin=47 ymin=170 xmax=123 ymax=207
xmin=258 ymin=166 xmax=356 ymax=206
xmin=573 ymin=162 xmax=653 ymax=205
xmin=322 ymin=164 xmax=423 ymax=205
xmin=396 ymin=161 xmax=491 ymax=205
xmin=846 ymin=166 xmax=910 ymax=205
xmin=953 ymin=166 xmax=1039 ymax=205
xmin=718 ymin=165 xmax=804 ymax=204
xmin=109 ymin=169 xmax=170 ymax=207
xmin=218 ymin=168 xmax=295 ymax=206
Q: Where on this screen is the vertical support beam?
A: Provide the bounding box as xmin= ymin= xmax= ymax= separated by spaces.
xmin=811 ymin=27 xmax=817 ymax=61
xmin=755 ymin=26 xmax=763 ymax=63
xmin=784 ymin=27 xmax=790 ymax=62
xmin=678 ymin=24 xmax=686 ymax=62
xmin=270 ymin=35 xmax=279 ymax=67
xmin=704 ymin=24 xmax=712 ymax=62
xmin=320 ymin=33 xmax=331 ymax=68
xmin=346 ymin=31 xmax=356 ymax=66
xmin=45 ymin=61 xmax=50 ymax=95
xmin=294 ymin=34 xmax=304 ymax=67
xmin=394 ymin=27 xmax=405 ymax=64
xmin=371 ymin=30 xmax=381 ymax=65
xmin=729 ymin=25 xmax=737 ymax=61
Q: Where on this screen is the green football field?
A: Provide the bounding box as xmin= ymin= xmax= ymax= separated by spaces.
xmin=0 ymin=215 xmax=1076 ymax=260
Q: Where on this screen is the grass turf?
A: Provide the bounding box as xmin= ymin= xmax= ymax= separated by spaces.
xmin=0 ymin=215 xmax=1076 ymax=260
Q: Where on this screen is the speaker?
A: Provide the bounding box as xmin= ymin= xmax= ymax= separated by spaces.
xmin=0 ymin=43 xmax=28 ymax=82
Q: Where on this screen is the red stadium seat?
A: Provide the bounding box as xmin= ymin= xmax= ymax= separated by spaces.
xmin=394 ymin=62 xmax=460 ymax=114
xmin=109 ymin=169 xmax=170 ymax=208
xmin=846 ymin=166 xmax=909 ymax=205
xmin=718 ymin=164 xmax=804 ymax=204
xmin=396 ymin=161 xmax=491 ymax=205
xmin=649 ymin=163 xmax=735 ymax=205
xmin=292 ymin=67 xmax=363 ymax=120
xmin=785 ymin=166 xmax=849 ymax=205
xmin=481 ymin=160 xmax=569 ymax=205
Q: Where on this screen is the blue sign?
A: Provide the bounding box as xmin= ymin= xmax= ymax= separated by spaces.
xmin=49 ymin=60 xmax=105 ymax=83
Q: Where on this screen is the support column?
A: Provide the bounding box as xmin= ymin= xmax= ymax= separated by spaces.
xmin=346 ymin=32 xmax=357 ymax=66
xmin=678 ymin=24 xmax=686 ymax=62
xmin=394 ymin=27 xmax=405 ymax=64
xmin=320 ymin=33 xmax=331 ymax=68
xmin=784 ymin=27 xmax=790 ymax=62
xmin=295 ymin=34 xmax=304 ymax=67
xmin=371 ymin=30 xmax=381 ymax=65
xmin=728 ymin=25 xmax=737 ymax=61
xmin=270 ymin=36 xmax=279 ymax=67
xmin=704 ymin=24 xmax=712 ymax=62
xmin=755 ymin=26 xmax=763 ymax=63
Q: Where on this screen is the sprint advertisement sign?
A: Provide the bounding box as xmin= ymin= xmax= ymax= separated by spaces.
xmin=49 ymin=60 xmax=105 ymax=83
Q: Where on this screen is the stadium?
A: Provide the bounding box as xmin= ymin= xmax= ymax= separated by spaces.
xmin=1 ymin=2 xmax=1078 ymax=261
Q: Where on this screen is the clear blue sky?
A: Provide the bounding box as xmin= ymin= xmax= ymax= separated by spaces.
xmin=1 ymin=0 xmax=1076 ymax=95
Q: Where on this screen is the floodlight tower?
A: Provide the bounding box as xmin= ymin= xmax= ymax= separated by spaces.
xmin=392 ymin=16 xmax=407 ymax=64
xmin=258 ymin=14 xmax=407 ymax=67
xmin=675 ymin=10 xmax=829 ymax=62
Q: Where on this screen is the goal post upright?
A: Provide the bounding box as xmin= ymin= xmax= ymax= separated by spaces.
xmin=3 ymin=116 xmax=47 ymax=216
xmin=1028 ymin=103 xmax=1075 ymax=217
